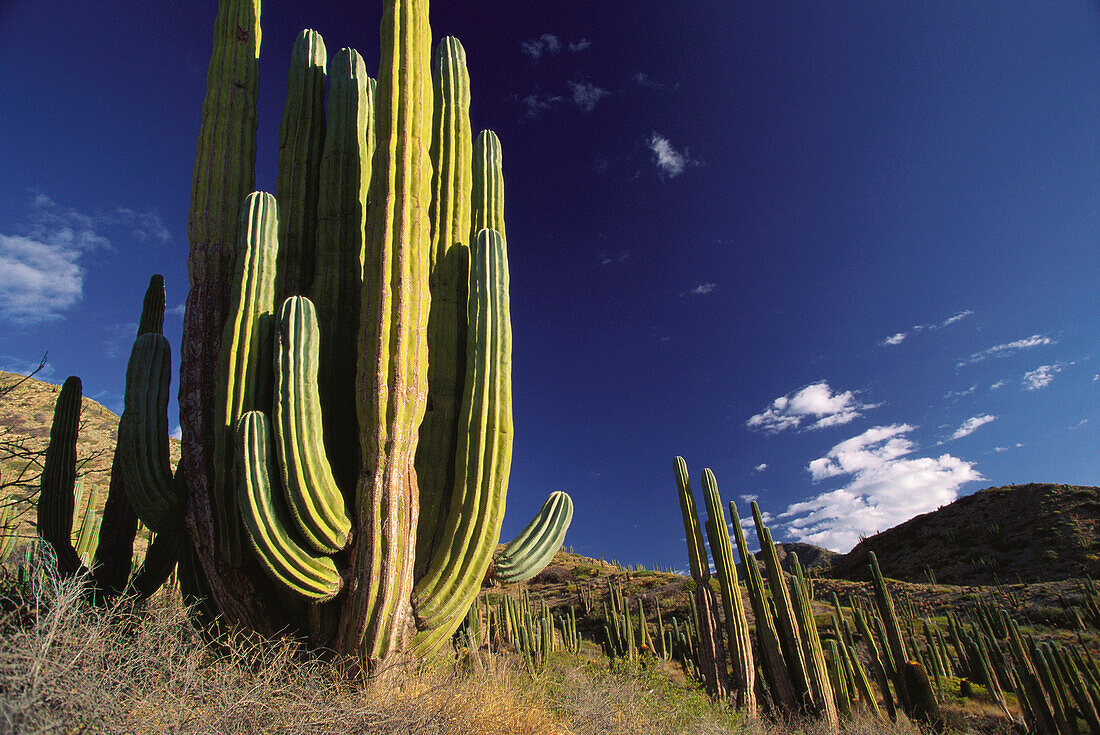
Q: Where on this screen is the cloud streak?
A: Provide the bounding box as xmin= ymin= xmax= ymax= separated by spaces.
xmin=881 ymin=309 xmax=973 ymax=347
xmin=647 ymin=132 xmax=697 ymax=177
xmin=1022 ymin=363 xmax=1066 ymax=390
xmin=781 ymin=424 xmax=982 ymax=551
xmin=958 ymin=334 xmax=1053 ymax=367
xmin=747 ymin=381 xmax=878 ymax=434
xmin=949 ymin=414 xmax=996 ymax=440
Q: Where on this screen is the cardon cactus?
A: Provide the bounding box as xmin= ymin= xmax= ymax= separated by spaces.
xmin=492 ymin=491 xmax=574 ymax=584
xmin=115 ymin=0 xmax=533 ymax=677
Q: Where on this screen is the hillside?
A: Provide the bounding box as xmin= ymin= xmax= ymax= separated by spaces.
xmin=0 ymin=370 xmax=181 ymax=537
xmin=830 ymin=482 xmax=1100 ymax=585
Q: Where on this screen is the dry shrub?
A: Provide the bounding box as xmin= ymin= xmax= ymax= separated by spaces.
xmin=0 ymin=568 xmax=980 ymax=734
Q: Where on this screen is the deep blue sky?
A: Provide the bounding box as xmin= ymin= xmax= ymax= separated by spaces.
xmin=1 ymin=2 xmax=1097 ymax=567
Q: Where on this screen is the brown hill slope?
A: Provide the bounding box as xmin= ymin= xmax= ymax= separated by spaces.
xmin=830 ymin=483 xmax=1100 ymax=585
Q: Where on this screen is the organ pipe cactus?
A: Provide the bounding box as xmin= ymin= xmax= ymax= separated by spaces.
xmin=492 ymin=491 xmax=573 ymax=584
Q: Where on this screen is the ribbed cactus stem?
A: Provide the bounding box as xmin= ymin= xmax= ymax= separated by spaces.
xmin=491 ymin=491 xmax=572 ymax=584
xmin=411 ymin=228 xmax=513 ymax=654
xmin=869 ymin=551 xmax=912 ymax=712
xmin=275 ymin=29 xmax=327 ymax=304
xmin=673 ymin=457 xmax=708 ymax=581
xmin=700 ymin=468 xmax=756 ymax=717
xmin=340 ymin=0 xmax=433 ymax=672
xmin=311 ymin=47 xmax=375 ymax=495
xmin=118 ymin=334 xmax=180 ymax=532
xmin=273 ymin=296 xmax=352 ymax=553
xmin=790 ymin=553 xmax=840 ymax=731
xmin=37 ymin=376 xmax=84 ymax=576
xmin=213 ymin=191 xmax=280 ymax=563
xmin=178 ymin=0 xmax=263 ymax=629
xmin=416 ymin=35 xmax=473 ymax=574
xmin=471 ymin=130 xmax=505 ymax=242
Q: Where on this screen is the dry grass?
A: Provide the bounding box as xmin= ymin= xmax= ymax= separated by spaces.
xmin=0 ymin=567 xmax=975 ymax=734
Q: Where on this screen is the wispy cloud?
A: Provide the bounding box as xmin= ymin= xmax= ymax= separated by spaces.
xmin=949 ymin=414 xmax=996 ymax=441
xmin=647 ymin=132 xmax=698 ymax=178
xmin=1022 ymin=363 xmax=1067 ymax=391
xmin=0 ymin=193 xmax=169 ymax=325
xmin=753 ymin=463 xmax=768 ymax=473
xmin=990 ymin=380 xmax=1007 ymax=390
xmin=944 ymin=385 xmax=977 ymax=399
xmin=781 ymin=424 xmax=982 ymax=551
xmin=568 ymin=81 xmax=609 ymax=111
xmin=881 ymin=310 xmax=973 ymax=347
xmin=747 ymin=381 xmax=878 ymax=434
xmin=521 ymin=33 xmax=562 ymax=60
xmin=681 ymin=282 xmax=716 ymax=297
xmin=632 ymin=72 xmax=678 ymax=92
xmin=522 ymin=92 xmax=564 ymax=117
xmin=521 ymin=34 xmax=591 ymax=60
xmin=958 ymin=334 xmax=1054 ymax=367
xmin=1070 ymin=419 xmax=1089 ymax=430
xmin=881 ymin=332 xmax=906 ymax=346
xmin=994 ymin=443 xmax=1024 ymax=452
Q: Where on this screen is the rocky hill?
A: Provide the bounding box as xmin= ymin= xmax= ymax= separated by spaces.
xmin=830 ymin=483 xmax=1100 ymax=585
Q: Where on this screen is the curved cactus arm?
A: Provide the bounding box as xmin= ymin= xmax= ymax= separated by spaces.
xmin=492 ymin=491 xmax=573 ymax=584
xmin=273 ymin=295 xmax=352 ymax=553
xmin=411 ymin=228 xmax=512 ymax=654
xmin=37 ymin=376 xmax=85 ymax=576
xmin=213 ymin=191 xmax=281 ymax=564
xmin=130 ymin=526 xmax=184 ymax=599
xmin=236 ymin=411 xmax=341 ymax=602
xmin=274 ymin=29 xmax=327 ymax=304
xmin=118 ymin=334 xmax=181 ymax=532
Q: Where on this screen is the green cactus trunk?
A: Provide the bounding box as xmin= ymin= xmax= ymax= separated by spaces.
xmin=338 ymin=0 xmax=433 ymax=674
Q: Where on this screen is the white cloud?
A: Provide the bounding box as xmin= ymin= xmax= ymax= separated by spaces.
xmin=781 ymin=424 xmax=983 ymax=552
xmin=882 ymin=332 xmax=906 ymax=346
xmin=753 ymin=464 xmax=768 ymax=473
xmin=0 ymin=234 xmax=84 ymax=324
xmin=944 ymin=385 xmax=977 ymax=399
xmin=739 ymin=493 xmax=759 ymax=503
xmin=167 ymin=303 xmax=186 ymax=318
xmin=568 ymin=39 xmax=591 ymax=52
xmin=990 ymin=380 xmax=1007 ymax=390
xmin=647 ymin=132 xmax=697 ymax=178
xmin=949 ymin=414 xmax=996 ymax=440
xmin=170 ymin=425 xmax=183 ymax=440
xmin=747 ymin=381 xmax=878 ymax=434
xmin=520 ymin=33 xmax=561 ymax=60
xmin=681 ymin=282 xmax=716 ymax=296
xmin=0 ymin=194 xmax=170 ymax=325
xmin=568 ymin=81 xmax=609 ymax=112
xmin=959 ymin=334 xmax=1053 ymax=367
xmin=1070 ymin=419 xmax=1089 ymax=430
xmin=1022 ymin=363 xmax=1066 ymax=391
xmin=939 ymin=310 xmax=974 ymax=328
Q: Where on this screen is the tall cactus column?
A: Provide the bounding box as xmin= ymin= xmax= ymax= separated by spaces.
xmin=340 ymin=0 xmax=433 ymax=674
xmin=179 ymin=0 xmax=275 ymax=633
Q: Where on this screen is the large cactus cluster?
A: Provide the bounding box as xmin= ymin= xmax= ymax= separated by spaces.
xmin=50 ymin=0 xmax=581 ymax=677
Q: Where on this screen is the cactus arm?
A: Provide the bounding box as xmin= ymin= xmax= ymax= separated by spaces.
xmin=412 ymin=228 xmax=512 ymax=652
xmin=492 ymin=491 xmax=572 ymax=584
xmin=273 ymin=295 xmax=352 ymax=553
xmin=213 ymin=191 xmax=281 ymax=564
xmin=274 ymin=29 xmax=327 ymax=303
xmin=700 ymin=469 xmax=756 ymax=717
xmin=118 ymin=334 xmax=181 ymax=532
xmin=37 ymin=376 xmax=85 ymax=576
xmin=789 ymin=553 xmax=840 ymax=730
xmin=94 ymin=274 xmax=165 ymax=595
xmin=673 ymin=457 xmax=709 ymax=581
xmin=310 ymin=48 xmax=375 ymax=494
xmin=236 ymin=411 xmax=341 ymax=601
xmin=340 ymin=0 xmax=433 ymax=671
xmin=471 ymin=130 xmax=505 ymax=242
xmin=415 ymin=35 xmax=473 ymax=575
